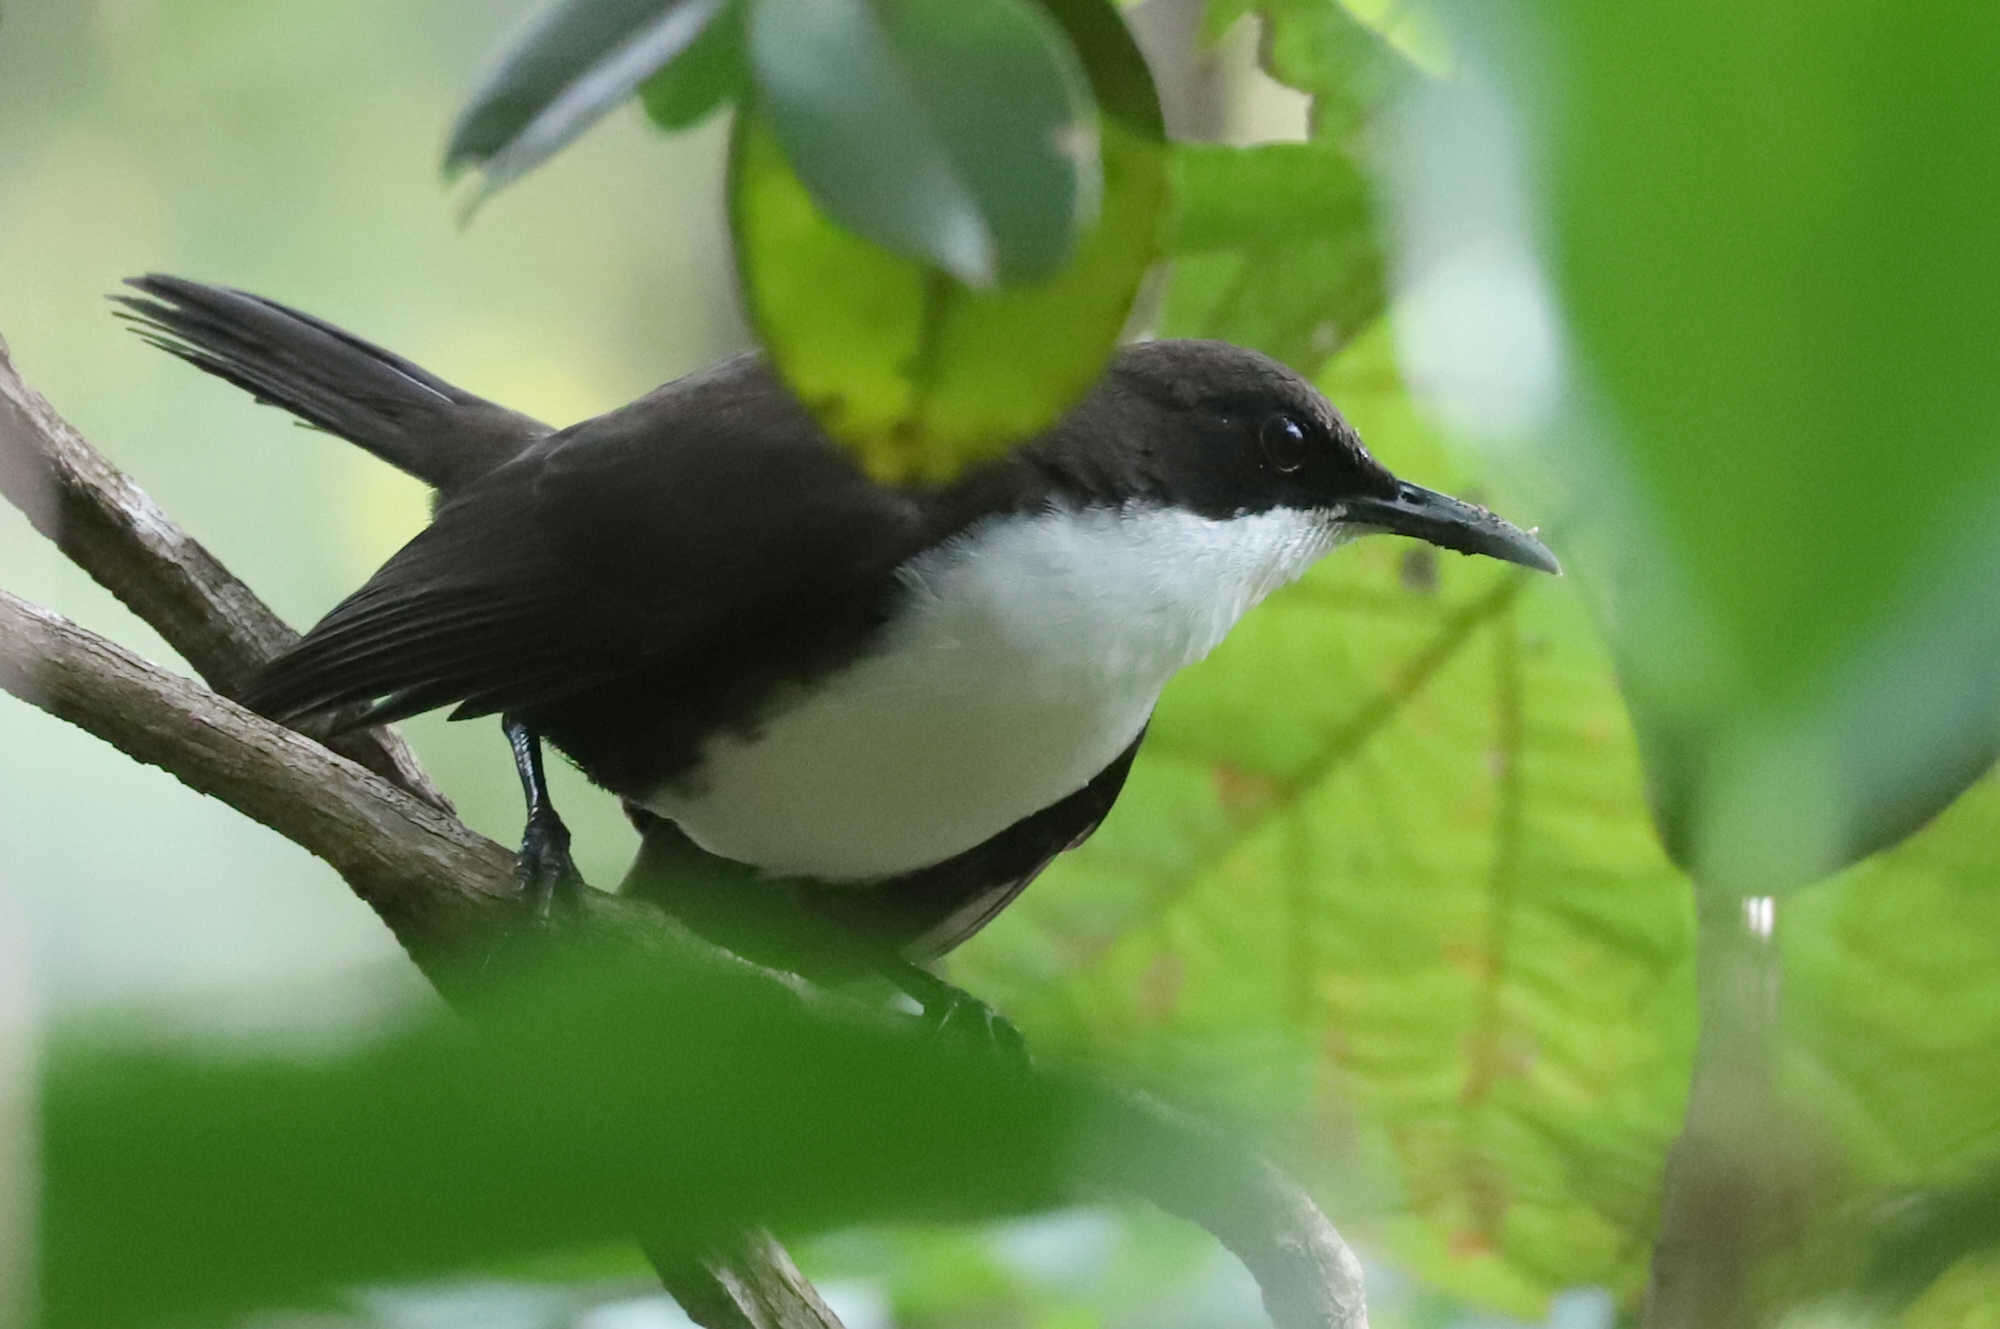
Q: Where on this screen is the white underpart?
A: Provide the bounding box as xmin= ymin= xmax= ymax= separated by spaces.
xmin=641 ymin=503 xmax=1346 ymax=879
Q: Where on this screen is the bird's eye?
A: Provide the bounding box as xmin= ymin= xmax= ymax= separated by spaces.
xmin=1259 ymin=414 xmax=1309 ymax=473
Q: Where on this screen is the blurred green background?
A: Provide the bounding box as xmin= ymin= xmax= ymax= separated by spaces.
xmin=8 ymin=2 xmax=2000 ymax=1328
xmin=1 ymin=0 xmax=744 ymax=1013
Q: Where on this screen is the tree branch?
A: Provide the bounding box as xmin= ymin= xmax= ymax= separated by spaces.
xmin=0 ymin=332 xmax=447 ymax=809
xmin=0 ymin=335 xmax=835 ymax=1328
xmin=0 ymin=340 xmax=1370 ymax=1329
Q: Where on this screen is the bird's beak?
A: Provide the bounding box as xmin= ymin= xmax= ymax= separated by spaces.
xmin=1344 ymin=481 xmax=1561 ymax=575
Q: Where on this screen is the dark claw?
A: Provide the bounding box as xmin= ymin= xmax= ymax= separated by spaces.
xmin=516 ymin=807 xmax=584 ymax=922
xmin=503 ymin=714 xmax=585 ymax=923
xmin=927 ymin=987 xmax=1029 ymax=1062
xmin=890 ymin=961 xmax=1029 ymax=1063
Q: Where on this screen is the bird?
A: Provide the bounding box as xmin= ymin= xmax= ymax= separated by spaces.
xmin=117 ymin=274 xmax=1558 ymax=1022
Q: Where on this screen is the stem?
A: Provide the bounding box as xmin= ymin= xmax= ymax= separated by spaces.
xmin=1642 ymin=894 xmax=1785 ymax=1329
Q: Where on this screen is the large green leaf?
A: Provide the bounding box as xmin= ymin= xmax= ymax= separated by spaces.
xmin=745 ymin=0 xmax=1099 ymax=286
xmin=953 ymin=331 xmax=2000 ymax=1316
xmin=957 ymin=329 xmax=1697 ymax=1314
xmin=446 ymin=0 xmax=731 ymax=198
xmin=731 ymin=0 xmax=1165 ymax=482
xmin=1465 ymin=1 xmax=2000 ymax=890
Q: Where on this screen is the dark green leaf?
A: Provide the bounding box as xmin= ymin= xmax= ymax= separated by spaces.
xmin=638 ymin=0 xmax=746 ymax=129
xmin=446 ymin=0 xmax=730 ymax=197
xmin=1866 ymin=1163 xmax=2000 ymax=1312
xmin=731 ymin=0 xmax=1165 ymax=482
xmin=745 ymin=0 xmax=1099 ymax=286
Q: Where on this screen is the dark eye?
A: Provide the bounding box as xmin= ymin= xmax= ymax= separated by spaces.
xmin=1259 ymin=413 xmax=1309 ymax=473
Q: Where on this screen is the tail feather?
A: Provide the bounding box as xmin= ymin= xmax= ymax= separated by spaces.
xmin=116 ymin=274 xmax=547 ymax=495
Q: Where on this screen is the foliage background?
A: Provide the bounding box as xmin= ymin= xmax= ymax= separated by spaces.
xmin=5 ymin=2 xmax=2000 ymax=1328
xmin=1 ymin=0 xmax=737 ymax=1011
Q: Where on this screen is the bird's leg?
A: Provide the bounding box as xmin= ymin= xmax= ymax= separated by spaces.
xmin=885 ymin=959 xmax=1028 ymax=1061
xmin=503 ymin=714 xmax=583 ymax=919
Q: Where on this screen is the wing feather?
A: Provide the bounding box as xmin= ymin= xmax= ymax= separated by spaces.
xmin=247 ymin=356 xmax=925 ymax=733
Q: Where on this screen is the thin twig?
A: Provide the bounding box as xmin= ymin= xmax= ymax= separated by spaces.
xmin=646 ymin=1232 xmax=849 ymax=1329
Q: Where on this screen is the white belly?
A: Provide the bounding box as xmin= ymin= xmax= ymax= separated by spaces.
xmin=639 ymin=503 xmax=1340 ymax=879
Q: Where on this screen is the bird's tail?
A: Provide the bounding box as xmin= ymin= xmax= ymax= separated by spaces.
xmin=115 ymin=274 xmax=547 ymax=496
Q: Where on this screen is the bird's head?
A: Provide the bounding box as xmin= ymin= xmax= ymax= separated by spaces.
xmin=1078 ymin=339 xmax=1560 ymax=575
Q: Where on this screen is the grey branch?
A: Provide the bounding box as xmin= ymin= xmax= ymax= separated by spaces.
xmin=0 ymin=334 xmax=836 ymax=1329
xmin=0 ymin=339 xmax=1368 ymax=1329
xmin=0 ymin=332 xmax=447 ymax=808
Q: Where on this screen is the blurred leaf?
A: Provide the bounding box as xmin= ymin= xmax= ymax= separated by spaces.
xmin=38 ymin=951 xmax=1172 ymax=1329
xmin=745 ymin=0 xmax=1099 ymax=286
xmin=731 ymin=0 xmax=1165 ymax=483
xmin=1205 ymin=0 xmax=1414 ymax=141
xmin=1158 ymin=4 xmax=1415 ymax=378
xmin=1161 ymin=140 xmax=1383 ymax=373
xmin=1330 ymin=0 xmax=1452 ymax=75
xmin=1897 ymin=1252 xmax=2000 ymax=1329
xmin=446 ymin=0 xmax=730 ymax=197
xmin=1168 ymin=142 xmax=1372 ymax=255
xmin=1863 ymin=1164 xmax=2000 ymax=1312
xmin=638 ymin=0 xmax=746 ymax=129
xmin=1480 ymin=1 xmax=2000 ymax=889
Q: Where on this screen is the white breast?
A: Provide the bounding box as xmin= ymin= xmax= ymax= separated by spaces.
xmin=639 ymin=503 xmax=1343 ymax=880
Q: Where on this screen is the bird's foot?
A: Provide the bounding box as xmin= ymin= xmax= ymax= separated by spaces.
xmin=516 ymin=807 xmax=585 ymax=922
xmin=926 ymin=986 xmax=1029 ymax=1062
xmin=890 ymin=961 xmax=1028 ymax=1062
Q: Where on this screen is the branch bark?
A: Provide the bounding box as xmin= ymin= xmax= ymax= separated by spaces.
xmin=0 ymin=332 xmax=447 ymax=809
xmin=0 ymin=336 xmax=1369 ymax=1329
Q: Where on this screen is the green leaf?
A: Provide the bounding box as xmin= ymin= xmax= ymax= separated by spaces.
xmin=731 ymin=0 xmax=1166 ymax=482
xmin=953 ymin=331 xmax=2000 ymax=1315
xmin=958 ymin=329 xmax=1697 ymax=1315
xmin=1154 ymin=6 xmax=1416 ymax=380
xmin=1474 ymin=1 xmax=2000 ymax=889
xmin=745 ymin=0 xmax=1099 ymax=287
xmin=446 ymin=0 xmax=731 ymax=197
xmin=1210 ymin=0 xmax=1415 ymax=141
xmin=1784 ymin=772 xmax=2000 ymax=1186
xmin=1161 ymin=140 xmax=1383 ymax=373
xmin=638 ymin=0 xmax=746 ymax=129
xmin=37 ymin=952 xmax=1181 ymax=1328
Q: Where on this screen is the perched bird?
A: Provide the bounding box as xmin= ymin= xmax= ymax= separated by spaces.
xmin=119 ymin=275 xmax=1557 ymax=1016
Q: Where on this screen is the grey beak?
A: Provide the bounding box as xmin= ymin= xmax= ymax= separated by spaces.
xmin=1346 ymin=481 xmax=1561 ymax=575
